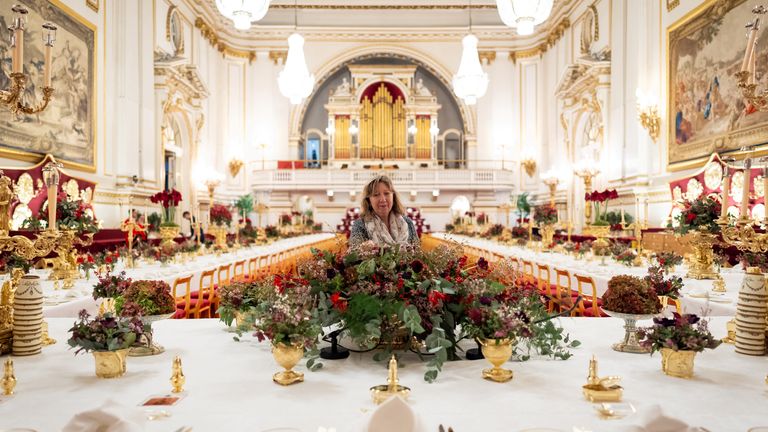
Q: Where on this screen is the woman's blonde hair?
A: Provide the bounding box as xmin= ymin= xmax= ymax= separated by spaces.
xmin=360 ymin=175 xmax=405 ymax=218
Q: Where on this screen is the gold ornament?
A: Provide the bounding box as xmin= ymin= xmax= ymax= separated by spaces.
xmin=170 ymin=355 xmax=185 ymax=393
xmin=2 ymin=359 xmax=16 ymax=395
xmin=582 ymin=355 xmax=623 ymax=402
xmin=370 ymin=355 xmax=410 ymax=404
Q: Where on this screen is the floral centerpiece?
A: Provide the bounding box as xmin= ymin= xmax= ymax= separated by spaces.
xmin=67 ymin=310 xmax=144 ymax=378
xmin=476 ymin=212 xmax=488 ymax=225
xmin=92 ymin=270 xmax=132 ymax=300
xmin=601 ymin=275 xmax=661 ymax=353
xmin=602 ymin=275 xmax=661 ymax=315
xmin=481 ymin=223 xmax=504 ymax=239
xmin=297 ymin=242 xmax=578 ymax=382
xmin=638 ymin=313 xmax=721 ymax=378
xmin=614 ymin=249 xmax=639 ymax=267
xmin=265 ymin=225 xmax=279 ymax=238
xmin=211 ymin=204 xmax=233 ymax=227
xmin=149 ymin=189 xmax=182 ymax=227
xmin=644 ymin=265 xmax=683 ymax=299
xmin=740 ymin=251 xmax=768 ymax=273
xmin=673 ymin=197 xmax=722 ymax=279
xmin=114 ymin=280 xmax=175 ymax=318
xmin=673 ymin=196 xmax=721 ymax=235
xmin=218 ymin=281 xmax=270 ymax=327
xmin=76 ymin=253 xmax=96 ymax=279
xmin=533 ymin=205 xmax=558 ymax=226
xmin=585 ymin=189 xmax=619 ymax=226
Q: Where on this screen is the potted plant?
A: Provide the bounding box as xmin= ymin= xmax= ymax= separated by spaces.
xmin=638 ymin=313 xmax=721 ymax=378
xmin=601 ymin=275 xmax=661 ymax=353
xmin=533 ymin=205 xmax=558 ymax=248
xmin=210 ymin=204 xmax=233 ymax=249
xmin=218 ymin=281 xmax=268 ymax=329
xmin=585 ymin=189 xmax=619 ymax=226
xmin=92 ymin=270 xmax=132 ymax=315
xmin=150 ymin=189 xmax=182 ymax=250
xmin=652 ymin=251 xmax=683 ymax=272
xmin=67 ymin=310 xmax=144 ymax=378
xmin=644 ymin=265 xmax=683 ymax=300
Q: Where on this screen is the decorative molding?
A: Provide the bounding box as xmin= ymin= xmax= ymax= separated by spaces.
xmin=269 ymin=4 xmax=499 ymax=10
xmin=580 ymin=4 xmax=599 ymax=54
xmin=666 ymin=0 xmax=681 ymax=12
xmin=86 ymin=0 xmax=98 ymax=12
xmin=478 ymin=51 xmax=496 ymax=66
xmin=195 ymin=17 xmax=257 ymax=63
xmin=508 ymin=18 xmax=570 ymax=63
xmin=269 ymin=50 xmax=288 ymax=65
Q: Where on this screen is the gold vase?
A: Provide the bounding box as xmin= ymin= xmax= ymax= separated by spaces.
xmin=660 ymin=348 xmax=696 ymax=378
xmin=210 ymin=225 xmax=229 ymax=250
xmin=540 ymin=224 xmax=555 ymax=251
xmin=479 ymin=338 xmax=514 ymax=382
xmin=271 ymin=342 xmax=304 ymax=385
xmin=92 ymin=348 xmax=129 ymax=378
xmin=685 ymin=230 xmax=719 ymax=280
xmin=158 ymin=226 xmax=179 ymax=252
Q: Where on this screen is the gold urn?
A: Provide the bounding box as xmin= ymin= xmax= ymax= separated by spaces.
xmin=660 ymin=348 xmax=696 ymax=379
xmin=92 ymin=348 xmax=129 ymax=379
xmin=479 ymin=338 xmax=514 ymax=383
xmin=271 ymin=342 xmax=304 ymax=385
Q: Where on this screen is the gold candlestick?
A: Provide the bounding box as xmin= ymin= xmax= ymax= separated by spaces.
xmin=370 ymin=355 xmax=410 ymax=405
xmin=2 ymin=359 xmax=16 ymax=395
xmin=170 ymin=355 xmax=185 ymax=393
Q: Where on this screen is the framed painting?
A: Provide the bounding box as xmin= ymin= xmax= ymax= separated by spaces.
xmin=668 ymin=0 xmax=768 ymax=171
xmin=0 ymin=0 xmax=96 ymax=172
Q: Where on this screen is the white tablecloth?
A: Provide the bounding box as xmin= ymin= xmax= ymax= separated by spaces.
xmin=433 ymin=233 xmax=739 ymax=317
xmin=41 ymin=233 xmax=336 ymax=318
xmin=0 ymin=317 xmax=763 ymax=431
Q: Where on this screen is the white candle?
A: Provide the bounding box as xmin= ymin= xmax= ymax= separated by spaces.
xmin=621 ymin=208 xmax=625 ymax=225
xmin=43 ymin=43 xmax=52 ymax=87
xmin=644 ymin=198 xmax=649 ymax=225
xmin=742 ymin=23 xmax=759 ymax=72
xmin=12 ymin=28 xmax=23 ymax=74
xmin=721 ymin=174 xmax=730 ymax=220
xmin=635 ymin=197 xmax=640 ymax=221
xmin=47 ymin=185 xmax=56 ymax=230
xmin=741 ymin=160 xmax=752 ymax=220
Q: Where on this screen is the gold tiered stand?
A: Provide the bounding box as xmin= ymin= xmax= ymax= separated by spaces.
xmin=120 ymin=202 xmax=145 ymax=269
xmin=49 ymin=229 xmax=94 ymax=289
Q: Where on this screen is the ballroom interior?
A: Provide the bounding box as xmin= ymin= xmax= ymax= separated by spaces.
xmin=0 ymin=0 xmax=767 ymax=431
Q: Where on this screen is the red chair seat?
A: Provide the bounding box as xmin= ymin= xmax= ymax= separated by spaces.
xmin=172 ymin=309 xmax=187 ymax=319
xmin=190 ymin=287 xmax=218 ymax=299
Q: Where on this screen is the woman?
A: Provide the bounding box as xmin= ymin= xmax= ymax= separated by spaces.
xmin=349 ymin=175 xmax=419 ymax=248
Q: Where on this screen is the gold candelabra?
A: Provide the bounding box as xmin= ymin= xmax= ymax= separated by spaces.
xmin=574 ymin=168 xmax=599 ymax=222
xmin=0 ymin=5 xmax=57 ymax=116
xmin=736 ymin=6 xmax=768 ymax=111
xmin=542 ymin=176 xmax=559 ymax=208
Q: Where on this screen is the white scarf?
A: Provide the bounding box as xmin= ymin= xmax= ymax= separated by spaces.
xmin=364 ymin=214 xmax=409 ymax=246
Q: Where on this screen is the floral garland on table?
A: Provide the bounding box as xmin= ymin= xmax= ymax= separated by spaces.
xmin=585 ymin=189 xmax=619 ymax=225
xmin=149 ymin=189 xmax=182 ymax=227
xmin=673 ymin=196 xmax=721 ymax=235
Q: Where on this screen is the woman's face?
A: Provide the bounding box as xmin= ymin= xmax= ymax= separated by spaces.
xmin=369 ymin=182 xmax=394 ymax=219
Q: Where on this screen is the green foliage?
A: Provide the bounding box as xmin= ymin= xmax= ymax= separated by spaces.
xmin=67 ymin=311 xmax=143 ymax=354
xmin=235 ymin=194 xmax=254 ymax=218
xmin=147 ymin=212 xmax=162 ymax=232
xmin=515 ymin=192 xmax=531 ymax=219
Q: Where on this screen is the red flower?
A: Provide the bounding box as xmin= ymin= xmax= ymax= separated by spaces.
xmin=685 ymin=213 xmax=696 ymax=224
xmin=330 ymin=292 xmax=348 ymax=312
xmin=87 ymin=255 xmax=94 ymax=263
xmin=274 ymin=275 xmax=284 ymax=293
xmin=428 ymin=290 xmax=448 ymax=307
xmin=76 ymin=256 xmax=84 ymax=264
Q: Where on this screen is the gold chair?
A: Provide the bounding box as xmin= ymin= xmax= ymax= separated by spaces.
xmin=172 ymin=275 xmax=193 ymax=319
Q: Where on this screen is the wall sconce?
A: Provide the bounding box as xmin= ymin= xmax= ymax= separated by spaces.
xmin=408 ymin=123 xmax=418 ymax=135
xmin=327 ymin=189 xmax=334 ymax=202
xmin=348 ymin=120 xmax=359 ymax=135
xmin=228 ymin=158 xmax=244 ymax=178
xmin=432 ymin=189 xmax=439 ymax=202
xmin=521 ymin=158 xmax=537 ymax=177
xmin=429 ymin=125 xmax=440 ymax=136
xmin=349 ymin=190 xmax=356 ymax=201
xmin=636 ymin=89 xmax=660 ymax=142
xmin=410 ymin=190 xmax=417 ymax=202
xmin=1 ymin=5 xmax=57 ymax=116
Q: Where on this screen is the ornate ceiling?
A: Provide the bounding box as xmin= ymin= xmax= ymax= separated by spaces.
xmin=185 ymin=0 xmax=575 ymax=46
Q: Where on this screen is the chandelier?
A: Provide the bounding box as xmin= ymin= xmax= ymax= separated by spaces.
xmin=215 ymin=0 xmax=271 ymax=30
xmin=452 ymin=34 xmax=488 ymax=105
xmin=496 ymin=0 xmax=554 ymax=36
xmin=278 ymin=2 xmax=314 ymax=104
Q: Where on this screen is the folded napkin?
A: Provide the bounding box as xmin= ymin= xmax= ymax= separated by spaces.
xmin=62 ymin=400 xmax=146 ymax=432
xmin=619 ymin=405 xmax=707 ymax=432
xmin=367 ymin=396 xmax=419 ymax=432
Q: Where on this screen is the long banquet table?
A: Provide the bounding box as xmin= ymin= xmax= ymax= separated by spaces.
xmin=41 ymin=233 xmax=337 ymax=318
xmin=431 ymin=233 xmax=740 ymax=316
xmin=0 ymin=317 xmax=763 ymax=431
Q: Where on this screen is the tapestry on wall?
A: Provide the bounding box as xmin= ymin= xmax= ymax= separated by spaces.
xmin=668 ymin=0 xmax=768 ymax=170
xmin=0 ymin=0 xmax=95 ymax=171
